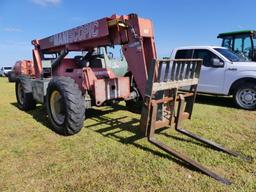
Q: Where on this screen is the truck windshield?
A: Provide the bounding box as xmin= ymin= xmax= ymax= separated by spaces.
xmin=214 ymin=48 xmax=246 ymax=62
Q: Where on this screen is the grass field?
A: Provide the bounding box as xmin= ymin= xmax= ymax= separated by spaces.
xmin=0 ymin=77 xmax=255 ymax=192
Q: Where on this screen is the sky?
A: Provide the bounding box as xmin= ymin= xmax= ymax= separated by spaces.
xmin=0 ymin=0 xmax=255 ymax=67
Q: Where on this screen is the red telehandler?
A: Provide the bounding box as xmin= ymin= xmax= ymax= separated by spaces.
xmin=15 ymin=13 xmax=249 ymax=184
xmin=8 ymin=60 xmax=35 ymax=82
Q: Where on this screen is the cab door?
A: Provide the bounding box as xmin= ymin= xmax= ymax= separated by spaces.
xmin=193 ymin=49 xmax=226 ymax=94
xmin=233 ymin=35 xmax=253 ymax=61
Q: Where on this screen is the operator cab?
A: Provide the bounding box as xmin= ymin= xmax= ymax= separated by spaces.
xmin=218 ymin=30 xmax=256 ymax=61
xmin=40 ymin=46 xmax=128 ymax=78
xmin=73 ymin=46 xmax=128 ymax=77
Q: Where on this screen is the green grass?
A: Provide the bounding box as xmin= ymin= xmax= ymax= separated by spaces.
xmin=0 ymin=77 xmax=255 ymax=192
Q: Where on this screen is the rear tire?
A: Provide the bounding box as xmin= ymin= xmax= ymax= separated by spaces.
xmin=46 ymin=77 xmax=85 ymax=135
xmin=8 ymin=71 xmax=16 ymax=82
xmin=15 ymin=76 xmax=36 ymax=110
xmin=233 ymin=83 xmax=256 ymax=110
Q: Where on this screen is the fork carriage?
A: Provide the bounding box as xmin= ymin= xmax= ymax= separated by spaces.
xmin=140 ymin=59 xmax=247 ymax=185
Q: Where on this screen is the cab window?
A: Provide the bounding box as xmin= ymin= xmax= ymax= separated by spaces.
xmin=233 ymin=36 xmax=252 ymax=60
xmin=175 ymin=49 xmax=193 ymax=59
xmin=193 ymin=49 xmax=222 ymax=67
xmin=222 ymin=37 xmax=233 ymax=49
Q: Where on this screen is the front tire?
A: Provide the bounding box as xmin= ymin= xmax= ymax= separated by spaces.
xmin=233 ymin=83 xmax=256 ymax=110
xmin=46 ymin=77 xmax=85 ymax=135
xmin=15 ymin=76 xmax=36 ymax=110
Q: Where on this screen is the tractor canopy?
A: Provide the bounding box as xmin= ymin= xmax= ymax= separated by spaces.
xmin=217 ymin=30 xmax=256 ymax=38
xmin=218 ymin=30 xmax=256 ymax=61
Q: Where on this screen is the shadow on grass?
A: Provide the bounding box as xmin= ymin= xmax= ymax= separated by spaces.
xmin=195 ymin=94 xmax=236 ymax=109
xmin=10 ymin=102 xmax=127 ymax=134
xmin=11 ymin=102 xmax=52 ymax=128
xmin=11 ymin=101 xmax=229 ymax=175
xmin=85 ymin=112 xmax=202 ymax=172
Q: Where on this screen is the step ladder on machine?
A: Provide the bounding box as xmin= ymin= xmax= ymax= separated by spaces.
xmin=140 ymin=59 xmax=248 ymax=185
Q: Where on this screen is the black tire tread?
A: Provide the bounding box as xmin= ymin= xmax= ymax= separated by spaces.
xmin=8 ymin=71 xmax=16 ymax=82
xmin=15 ymin=76 xmax=36 ymax=110
xmin=46 ymin=76 xmax=85 ymax=135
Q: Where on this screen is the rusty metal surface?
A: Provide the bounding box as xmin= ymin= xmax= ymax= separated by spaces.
xmin=139 ymin=58 xmax=250 ymax=184
xmin=147 ymin=100 xmax=231 ymax=184
xmin=140 ymin=59 xmax=202 ymax=135
xmin=146 ymin=94 xmax=232 ymax=185
xmin=174 ymin=96 xmax=249 ymax=160
xmin=153 ymin=79 xmax=199 ymax=92
xmin=148 ymin=137 xmax=232 ymax=185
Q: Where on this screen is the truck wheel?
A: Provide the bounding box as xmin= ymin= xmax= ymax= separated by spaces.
xmin=46 ymin=77 xmax=85 ymax=135
xmin=233 ymin=83 xmax=256 ymax=110
xmin=15 ymin=76 xmax=36 ymax=110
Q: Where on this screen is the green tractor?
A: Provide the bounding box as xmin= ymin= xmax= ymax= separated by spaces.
xmin=218 ymin=30 xmax=256 ymax=61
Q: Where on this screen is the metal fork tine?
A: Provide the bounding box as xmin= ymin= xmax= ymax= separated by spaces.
xmin=139 ymin=58 xmax=248 ymax=185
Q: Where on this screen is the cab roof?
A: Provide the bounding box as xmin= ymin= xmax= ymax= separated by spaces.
xmin=173 ymin=45 xmax=225 ymax=50
xmin=217 ymin=30 xmax=256 ymax=38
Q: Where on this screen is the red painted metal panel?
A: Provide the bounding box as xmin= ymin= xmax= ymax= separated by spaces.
xmin=13 ymin=60 xmax=34 ymax=76
xmin=32 ymin=49 xmax=43 ymax=78
xmin=52 ymin=58 xmax=84 ymax=90
xmin=94 ymin=77 xmax=130 ymax=106
xmin=82 ymin=67 xmax=117 ymax=91
xmin=39 ymin=18 xmax=109 ymax=51
xmin=121 ymin=15 xmax=157 ymax=97
xmin=82 ymin=67 xmax=97 ymax=91
xmin=138 ymin=18 xmax=154 ymax=37
xmin=32 ymin=13 xmax=158 ymax=98
xmin=91 ymin=68 xmax=116 ymax=79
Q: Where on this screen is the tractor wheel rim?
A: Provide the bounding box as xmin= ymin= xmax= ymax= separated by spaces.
xmin=50 ymin=90 xmax=65 ymax=125
xmin=17 ymin=83 xmax=24 ymax=105
xmin=237 ymin=88 xmax=256 ymax=108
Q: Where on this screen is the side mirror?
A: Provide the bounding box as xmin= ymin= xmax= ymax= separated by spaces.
xmin=108 ymin=52 xmax=114 ymax=59
xmin=211 ymin=58 xmax=224 ymax=67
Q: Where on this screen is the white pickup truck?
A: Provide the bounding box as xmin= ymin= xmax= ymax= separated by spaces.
xmin=0 ymin=66 xmax=12 ymax=77
xmin=170 ymin=46 xmax=256 ymax=110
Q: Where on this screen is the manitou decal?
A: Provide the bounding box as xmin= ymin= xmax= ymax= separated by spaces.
xmin=52 ymin=21 xmax=99 ymax=46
